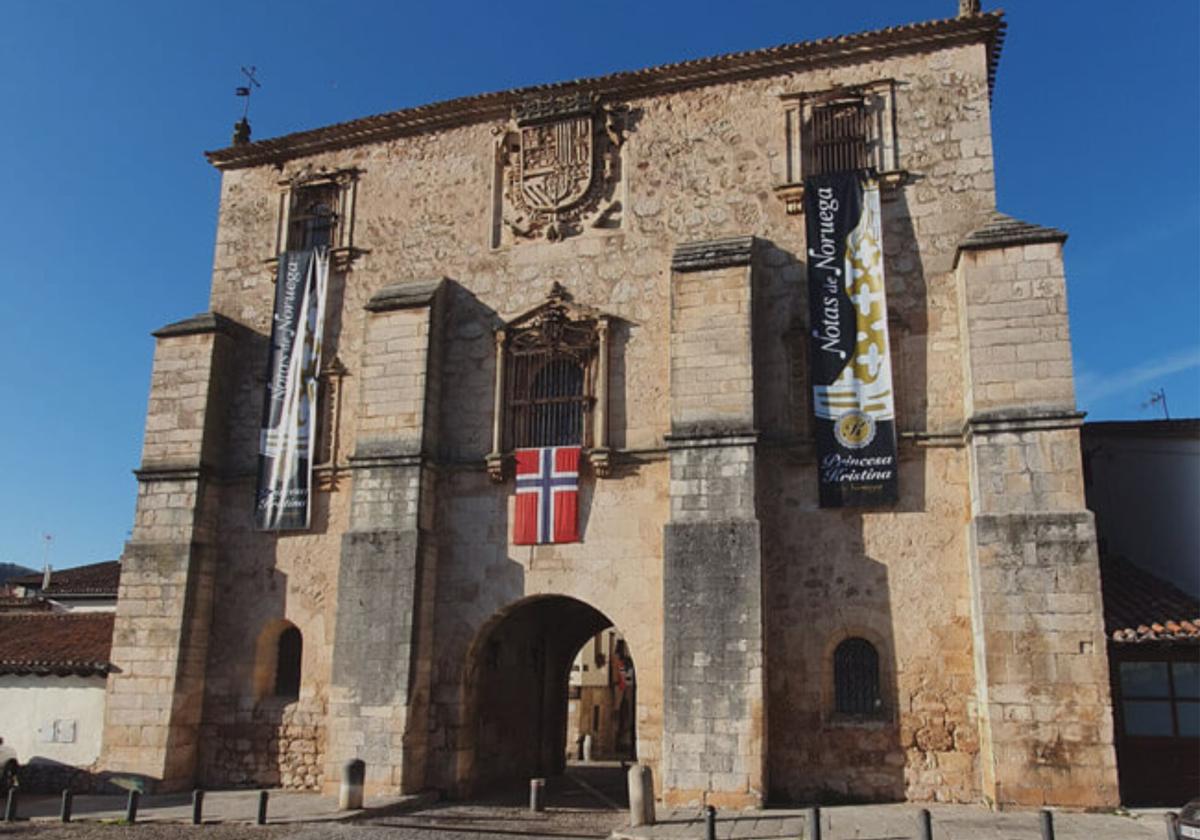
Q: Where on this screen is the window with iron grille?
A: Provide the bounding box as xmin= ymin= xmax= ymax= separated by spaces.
xmin=287 ymin=184 xmax=338 ymax=251
xmin=505 ymin=311 xmax=595 ymax=449
xmin=834 ymin=637 xmax=881 ymax=716
xmin=808 ymin=99 xmax=869 ymax=176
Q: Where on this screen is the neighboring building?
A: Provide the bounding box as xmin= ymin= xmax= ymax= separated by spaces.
xmin=99 ymin=4 xmax=1120 ymax=809
xmin=0 ymin=606 xmax=115 ymax=776
xmin=1082 ymin=420 xmax=1200 ymax=598
xmin=9 ymin=561 xmax=121 ymax=613
xmin=1099 ymin=557 xmax=1199 ymax=806
xmin=566 ymin=629 xmax=636 ymax=762
xmin=1082 ymin=419 xmax=1200 ymax=806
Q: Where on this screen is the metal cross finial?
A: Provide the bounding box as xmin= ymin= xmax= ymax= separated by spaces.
xmin=236 ymin=65 xmax=262 ymax=120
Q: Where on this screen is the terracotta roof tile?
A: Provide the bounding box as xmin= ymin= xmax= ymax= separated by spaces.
xmin=1101 ymin=555 xmax=1200 ymax=644
xmin=206 ymin=12 xmax=1005 ymax=170
xmin=0 ymin=613 xmax=114 ymax=676
xmin=9 ymin=560 xmax=120 ymax=596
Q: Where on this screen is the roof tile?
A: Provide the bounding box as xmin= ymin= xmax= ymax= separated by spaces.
xmin=0 ymin=612 xmax=114 ymax=676
xmin=1101 ymin=555 xmax=1200 ymax=644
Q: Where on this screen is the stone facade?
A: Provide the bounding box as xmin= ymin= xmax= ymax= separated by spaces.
xmin=100 ymin=9 xmax=1119 ymax=809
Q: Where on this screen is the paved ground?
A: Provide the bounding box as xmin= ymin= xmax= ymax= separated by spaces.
xmin=614 ymin=803 xmax=1173 ymax=840
xmin=0 ymin=763 xmax=1178 ymax=839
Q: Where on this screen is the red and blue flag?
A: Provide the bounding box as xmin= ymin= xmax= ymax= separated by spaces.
xmin=514 ymin=446 xmax=580 ymax=544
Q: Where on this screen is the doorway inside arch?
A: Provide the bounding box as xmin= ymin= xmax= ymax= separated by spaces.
xmin=462 ymin=595 xmax=637 ymax=800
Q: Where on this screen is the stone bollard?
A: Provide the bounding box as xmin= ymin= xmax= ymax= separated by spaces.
xmin=257 ymin=790 xmax=269 ymax=825
xmin=529 ymin=778 xmax=546 ymax=812
xmin=192 ymin=789 xmax=205 ymax=825
xmin=917 ymin=808 xmax=933 ymax=840
xmin=807 ymin=805 xmax=822 ymax=840
xmin=60 ymin=790 xmax=73 ymax=823
xmin=626 ymin=764 xmax=655 ymax=827
xmin=125 ymin=789 xmax=139 ymax=824
xmin=582 ymin=733 xmax=593 ymax=762
xmin=1165 ymin=812 xmax=1181 ymax=840
xmin=339 ymin=759 xmax=365 ymax=811
xmin=1039 ymin=809 xmax=1055 ymax=840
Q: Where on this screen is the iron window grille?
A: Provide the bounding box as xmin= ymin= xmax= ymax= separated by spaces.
xmin=808 ymin=99 xmax=870 ymax=176
xmin=488 ymin=283 xmax=613 ymax=480
xmin=834 ymin=637 xmax=882 ymax=716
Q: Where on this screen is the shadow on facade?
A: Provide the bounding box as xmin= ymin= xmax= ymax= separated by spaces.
xmin=455 ymin=595 xmax=633 ymax=798
xmin=761 ymin=499 xmax=904 ymax=804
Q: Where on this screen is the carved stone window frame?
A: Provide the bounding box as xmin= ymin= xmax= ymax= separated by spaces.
xmin=487 ymin=283 xmax=612 ymax=481
xmin=266 ymin=167 xmax=363 ymax=274
xmin=775 ymin=80 xmax=904 ymax=214
xmin=313 ymin=356 xmax=349 ymax=490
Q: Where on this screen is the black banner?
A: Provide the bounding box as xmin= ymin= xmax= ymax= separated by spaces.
xmin=255 ymin=248 xmax=329 ymax=530
xmin=805 ymin=172 xmax=898 ymax=507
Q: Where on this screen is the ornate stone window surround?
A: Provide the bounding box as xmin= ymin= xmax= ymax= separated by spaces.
xmin=487 ymin=284 xmax=612 ymax=481
xmin=266 ymin=167 xmax=363 ymax=273
xmin=775 ymin=80 xmax=905 ymax=214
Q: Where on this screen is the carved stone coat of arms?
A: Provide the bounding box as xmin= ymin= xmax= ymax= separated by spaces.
xmin=494 ymin=93 xmax=624 ymax=244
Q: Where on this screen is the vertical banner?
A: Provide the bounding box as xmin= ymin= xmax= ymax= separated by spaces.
xmin=804 ymin=172 xmax=898 ymax=507
xmin=255 ymin=248 xmax=330 ymax=529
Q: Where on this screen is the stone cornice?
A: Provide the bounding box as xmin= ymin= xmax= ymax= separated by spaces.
xmin=151 ymin=311 xmax=241 ymax=339
xmin=964 ymin=407 xmax=1086 ymax=437
xmin=206 ymin=13 xmax=1005 ymax=171
xmin=365 ymin=278 xmax=446 ymax=313
xmin=672 ymin=236 xmax=758 ymax=273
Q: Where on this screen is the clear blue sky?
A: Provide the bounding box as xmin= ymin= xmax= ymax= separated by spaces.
xmin=0 ymin=1 xmax=1196 ymax=570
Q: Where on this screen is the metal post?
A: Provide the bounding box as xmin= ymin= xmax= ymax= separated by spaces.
xmin=529 ymin=777 xmax=546 ymax=812
xmin=705 ymin=805 xmax=717 ymax=840
xmin=125 ymin=789 xmax=139 ymax=824
xmin=4 ymin=789 xmax=16 ymax=822
xmin=1165 ymin=812 xmax=1180 ymax=840
xmin=60 ymin=789 xmax=73 ymax=823
xmin=192 ymin=789 xmax=204 ymax=825
xmin=807 ymin=805 xmax=821 ymax=840
xmin=1039 ymin=809 xmax=1054 ymax=840
xmin=257 ymin=790 xmax=269 ymax=825
xmin=918 ymin=807 xmax=932 ymax=840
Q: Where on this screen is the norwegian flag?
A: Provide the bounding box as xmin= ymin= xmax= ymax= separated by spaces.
xmin=514 ymin=446 xmax=580 ymax=545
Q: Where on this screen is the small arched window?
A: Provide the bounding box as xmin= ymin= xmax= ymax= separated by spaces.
xmin=834 ymin=637 xmax=880 ymax=716
xmin=274 ymin=626 xmax=303 ymax=699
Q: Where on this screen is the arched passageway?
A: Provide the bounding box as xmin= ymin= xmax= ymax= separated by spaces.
xmin=460 ymin=595 xmax=637 ymax=796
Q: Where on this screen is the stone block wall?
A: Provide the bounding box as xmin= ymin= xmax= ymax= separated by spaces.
xmin=102 ymin=316 xmax=235 ymax=789
xmin=104 ymin=13 xmax=1118 ymax=809
xmin=662 ymin=239 xmax=765 ymax=808
xmin=958 ymin=238 xmax=1119 ymax=807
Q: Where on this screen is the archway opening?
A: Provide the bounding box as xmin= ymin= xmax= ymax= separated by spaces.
xmin=462 ymin=595 xmax=637 ymax=798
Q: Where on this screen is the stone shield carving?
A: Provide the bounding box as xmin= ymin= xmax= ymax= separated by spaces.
xmin=518 ymin=117 xmax=594 ymax=214
xmin=496 ymin=93 xmax=624 ymax=243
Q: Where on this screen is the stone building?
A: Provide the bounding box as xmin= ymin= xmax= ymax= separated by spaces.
xmin=99 ymin=5 xmax=1121 ymax=809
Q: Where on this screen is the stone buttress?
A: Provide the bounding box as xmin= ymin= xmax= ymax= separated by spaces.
xmin=662 ymin=237 xmax=767 ymax=808
xmin=326 ymin=279 xmax=445 ymax=795
xmin=100 ymin=313 xmax=238 ymax=790
xmin=955 ymin=214 xmax=1120 ymax=808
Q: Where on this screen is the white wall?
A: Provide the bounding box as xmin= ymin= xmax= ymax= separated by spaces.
xmin=0 ymin=675 xmax=107 ymax=767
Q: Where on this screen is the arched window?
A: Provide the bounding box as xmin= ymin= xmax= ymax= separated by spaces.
xmin=274 ymin=626 xmax=303 ymax=699
xmin=834 ymin=637 xmax=880 ymax=716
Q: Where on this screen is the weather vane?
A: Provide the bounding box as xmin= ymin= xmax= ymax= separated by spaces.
xmin=232 ymin=66 xmax=261 ymax=145
xmin=237 ymin=65 xmax=261 ymax=119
